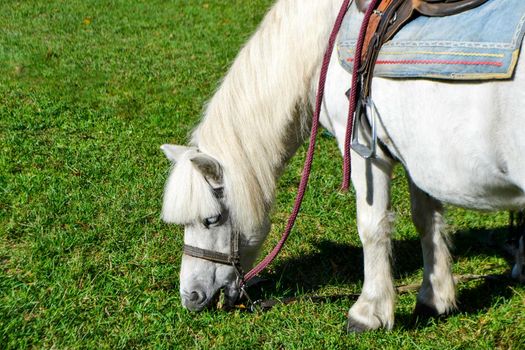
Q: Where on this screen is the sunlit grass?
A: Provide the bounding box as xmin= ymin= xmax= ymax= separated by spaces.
xmin=1 ymin=0 xmax=524 ymax=348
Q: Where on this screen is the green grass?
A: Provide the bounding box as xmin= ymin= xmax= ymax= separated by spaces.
xmin=1 ymin=0 xmax=524 ymax=348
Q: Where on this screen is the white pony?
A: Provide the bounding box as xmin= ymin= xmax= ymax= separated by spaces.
xmin=161 ymin=0 xmax=525 ymax=331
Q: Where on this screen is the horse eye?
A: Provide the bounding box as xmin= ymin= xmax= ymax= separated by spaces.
xmin=203 ymin=214 xmax=222 ymax=228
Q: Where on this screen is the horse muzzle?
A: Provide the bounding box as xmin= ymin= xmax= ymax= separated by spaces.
xmin=181 ymin=282 xmax=241 ymax=312
xmin=181 ymin=287 xmax=212 ymax=312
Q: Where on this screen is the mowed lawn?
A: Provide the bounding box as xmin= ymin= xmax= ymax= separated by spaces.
xmin=1 ymin=0 xmax=524 ymax=348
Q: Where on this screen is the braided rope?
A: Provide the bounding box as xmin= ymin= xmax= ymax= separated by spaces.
xmin=342 ymin=0 xmax=380 ymax=190
xmin=243 ymin=0 xmax=354 ymax=283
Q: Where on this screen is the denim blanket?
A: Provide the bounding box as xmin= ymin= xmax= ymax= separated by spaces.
xmin=337 ymin=0 xmax=525 ymax=80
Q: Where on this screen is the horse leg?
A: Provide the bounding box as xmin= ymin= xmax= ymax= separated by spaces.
xmin=347 ymin=149 xmax=396 ymax=332
xmin=511 ymin=235 xmax=525 ymax=282
xmin=322 ymin=42 xmax=395 ymax=331
xmin=408 ymin=179 xmax=457 ymax=318
xmin=510 ymin=210 xmax=525 ymax=282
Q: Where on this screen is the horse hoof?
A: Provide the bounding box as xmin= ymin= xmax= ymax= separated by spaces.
xmin=511 ymin=264 xmax=525 ymax=282
xmin=413 ymin=302 xmax=440 ymax=320
xmin=346 ymin=317 xmax=372 ymax=333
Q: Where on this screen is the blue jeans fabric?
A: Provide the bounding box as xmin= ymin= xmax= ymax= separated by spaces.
xmin=337 ymin=0 xmax=525 ymax=80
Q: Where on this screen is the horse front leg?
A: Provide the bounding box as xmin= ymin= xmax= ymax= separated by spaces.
xmin=347 ymin=150 xmax=396 ymax=332
xmin=408 ymin=179 xmax=457 ymax=318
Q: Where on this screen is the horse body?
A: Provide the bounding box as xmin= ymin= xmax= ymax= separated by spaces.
xmin=325 ymin=44 xmax=525 ymax=212
xmin=161 ymin=0 xmax=524 ymax=330
xmin=371 ymin=69 xmax=525 ymax=211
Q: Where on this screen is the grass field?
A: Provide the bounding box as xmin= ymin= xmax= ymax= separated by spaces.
xmin=1 ymin=0 xmax=524 ymax=348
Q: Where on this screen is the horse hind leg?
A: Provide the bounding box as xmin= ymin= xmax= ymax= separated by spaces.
xmin=511 ymin=236 xmax=525 ymax=282
xmin=408 ymin=179 xmax=457 ymax=318
xmin=510 ymin=210 xmax=525 ymax=282
xmin=347 ymin=149 xmax=396 ymax=332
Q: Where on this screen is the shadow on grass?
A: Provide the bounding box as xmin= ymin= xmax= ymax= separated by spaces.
xmin=453 ymin=226 xmax=515 ymax=265
xmin=250 ymin=225 xmax=517 ymax=327
xmin=396 ymin=276 xmax=518 ymax=330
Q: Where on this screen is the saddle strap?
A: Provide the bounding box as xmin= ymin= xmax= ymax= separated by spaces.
xmin=362 ymin=0 xmax=490 ymax=60
xmin=361 ymin=0 xmax=396 ymax=62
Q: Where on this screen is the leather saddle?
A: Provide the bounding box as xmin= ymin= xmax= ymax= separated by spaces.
xmin=357 ymin=0 xmax=488 ymax=16
xmin=415 ymin=0 xmax=490 ymax=16
xmin=360 ymin=0 xmax=490 ymax=66
xmin=350 ymin=0 xmax=489 ymax=158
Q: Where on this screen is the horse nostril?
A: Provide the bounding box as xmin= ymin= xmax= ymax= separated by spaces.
xmin=189 ymin=290 xmax=206 ymax=304
xmin=189 ymin=291 xmax=199 ymax=302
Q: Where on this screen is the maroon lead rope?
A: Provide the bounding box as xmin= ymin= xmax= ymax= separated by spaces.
xmin=342 ymin=0 xmax=380 ymax=190
xmin=243 ymin=0 xmax=378 ymax=284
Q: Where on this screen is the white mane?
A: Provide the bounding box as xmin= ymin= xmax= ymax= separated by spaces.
xmin=162 ymin=149 xmax=221 ymax=225
xmin=190 ymin=0 xmax=340 ymax=232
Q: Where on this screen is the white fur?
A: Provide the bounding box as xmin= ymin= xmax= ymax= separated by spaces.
xmin=162 ymin=0 xmax=525 ymax=329
xmin=163 ymin=0 xmax=341 ymax=311
xmin=161 ymin=147 xmax=221 ymax=224
xmin=322 ymin=3 xmax=525 ymax=330
xmin=191 ymin=0 xmax=341 ymax=233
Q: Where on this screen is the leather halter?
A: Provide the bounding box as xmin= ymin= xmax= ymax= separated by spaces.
xmin=181 ymin=184 xmax=245 ymax=282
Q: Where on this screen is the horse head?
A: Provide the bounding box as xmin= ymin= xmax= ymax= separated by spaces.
xmin=160 ymin=144 xmax=268 ymax=311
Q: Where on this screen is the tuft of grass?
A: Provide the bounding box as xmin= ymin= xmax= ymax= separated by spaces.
xmin=1 ymin=1 xmax=524 ymax=348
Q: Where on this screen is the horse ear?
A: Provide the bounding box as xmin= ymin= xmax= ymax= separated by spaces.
xmin=160 ymin=144 xmax=190 ymax=163
xmin=190 ymin=153 xmax=223 ymax=186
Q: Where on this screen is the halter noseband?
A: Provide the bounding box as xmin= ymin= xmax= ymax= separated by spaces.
xmin=182 ymin=228 xmax=245 ymax=282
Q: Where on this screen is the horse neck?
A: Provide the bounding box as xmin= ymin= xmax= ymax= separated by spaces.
xmin=192 ymin=0 xmax=341 ymax=234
